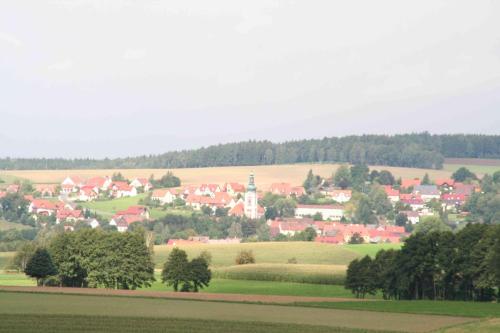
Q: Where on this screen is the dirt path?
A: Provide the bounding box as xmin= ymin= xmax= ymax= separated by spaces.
xmin=0 ymin=285 xmax=370 ymax=304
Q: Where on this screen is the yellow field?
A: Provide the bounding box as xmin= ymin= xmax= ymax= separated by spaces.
xmin=0 ymin=163 xmax=453 ymax=189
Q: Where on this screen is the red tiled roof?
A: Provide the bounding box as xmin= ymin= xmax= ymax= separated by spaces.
xmin=401 ymin=178 xmax=421 ymax=189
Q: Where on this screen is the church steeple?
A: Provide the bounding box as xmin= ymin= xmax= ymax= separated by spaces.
xmin=247 ymin=172 xmax=256 ymax=192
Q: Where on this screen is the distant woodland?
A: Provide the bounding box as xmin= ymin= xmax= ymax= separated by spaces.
xmin=0 ymin=133 xmax=499 ymax=170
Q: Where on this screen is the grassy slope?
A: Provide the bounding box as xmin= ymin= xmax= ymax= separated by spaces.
xmin=443 ymin=164 xmax=500 ymax=176
xmin=297 ymin=300 xmax=500 ymax=318
xmin=79 ymin=194 xmax=148 ymax=217
xmin=343 ymin=243 xmax=402 ymax=257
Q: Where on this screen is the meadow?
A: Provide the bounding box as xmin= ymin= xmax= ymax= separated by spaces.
xmin=0 ymin=220 xmax=32 ymax=231
xmin=153 ymin=242 xmax=371 ymax=268
xmin=0 ymin=291 xmax=476 ymax=333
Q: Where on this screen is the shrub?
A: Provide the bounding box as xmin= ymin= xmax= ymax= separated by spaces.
xmin=235 ymin=250 xmax=255 ymax=265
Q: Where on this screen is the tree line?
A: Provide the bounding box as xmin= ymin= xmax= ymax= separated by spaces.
xmin=345 ymin=224 xmax=500 ymax=301
xmin=1 ymin=133 xmax=499 ymax=170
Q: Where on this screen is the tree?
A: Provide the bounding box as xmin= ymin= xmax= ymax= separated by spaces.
xmin=350 ymin=164 xmax=369 ymax=190
xmin=185 ymin=257 xmax=211 ymax=292
xmin=152 ymin=171 xmax=181 ymax=188
xmin=25 ymin=248 xmax=57 ymax=286
xmin=11 ymin=242 xmax=37 ymax=272
xmin=414 ymin=216 xmax=451 ymax=234
xmin=228 ymin=222 xmax=243 ymax=238
xmin=345 ymin=256 xmax=375 ymax=298
xmin=334 ymin=165 xmax=351 ymax=189
xmin=376 ymin=170 xmax=395 ymax=186
xmin=395 ymin=213 xmax=408 ymax=227
xmin=161 ymin=248 xmax=189 ymax=291
xmin=354 ymin=196 xmax=376 ymax=224
xmin=112 ymin=172 xmax=127 ymax=182
xmin=452 ymin=167 xmax=477 ymax=182
xmin=273 ymin=198 xmax=297 ymax=217
xmin=421 ymin=173 xmax=431 ymax=185
xmin=303 ymin=169 xmax=321 ymax=193
xmin=349 ymin=232 xmax=365 ymax=244
xmin=368 ymin=185 xmax=392 ymax=215
xmin=235 ymin=250 xmax=255 ymax=265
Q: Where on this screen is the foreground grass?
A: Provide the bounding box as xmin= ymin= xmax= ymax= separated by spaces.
xmin=297 ymin=300 xmax=500 ymax=318
xmin=0 ymin=292 xmax=474 ymax=332
xmin=212 ymin=263 xmax=346 ymax=284
xmin=0 ymin=314 xmax=380 ymax=333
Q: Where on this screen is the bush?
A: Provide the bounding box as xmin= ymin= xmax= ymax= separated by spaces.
xmin=235 ymin=250 xmax=255 ymax=265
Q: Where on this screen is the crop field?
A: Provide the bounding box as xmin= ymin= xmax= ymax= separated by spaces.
xmin=154 ymin=242 xmax=364 ymax=268
xmin=0 ymin=163 xmax=454 ymax=189
xmin=0 ymin=291 xmax=476 ymax=333
xmin=212 ymin=263 xmax=346 ymax=284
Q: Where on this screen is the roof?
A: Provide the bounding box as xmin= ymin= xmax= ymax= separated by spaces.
xmin=57 ymin=209 xmax=83 ymax=219
xmin=111 ymin=181 xmax=133 ymax=191
xmin=224 ymin=182 xmax=246 ymax=192
xmin=86 ymin=176 xmax=109 ymax=188
xmin=116 ymin=205 xmax=148 ymax=216
xmin=152 ymin=188 xmax=178 ymax=198
xmin=31 ymin=199 xmax=60 ymax=211
xmin=401 ymin=178 xmax=421 ymax=189
xmin=383 ymin=186 xmax=400 ymax=197
xmin=413 ymin=185 xmax=440 ymax=195
xmin=436 ymin=178 xmax=455 ymax=187
xmin=329 ymin=189 xmax=352 ymax=197
xmin=269 ymin=183 xmax=305 ymax=196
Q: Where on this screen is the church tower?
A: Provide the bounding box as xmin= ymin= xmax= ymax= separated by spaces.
xmin=244 ymin=172 xmax=258 ymax=219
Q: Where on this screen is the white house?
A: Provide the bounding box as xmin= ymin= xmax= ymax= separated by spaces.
xmin=295 ymin=204 xmax=344 ymax=221
xmin=130 ymin=178 xmax=153 ymax=192
xmin=110 ymin=182 xmax=138 ymax=198
xmin=151 ymin=189 xmax=178 ymax=205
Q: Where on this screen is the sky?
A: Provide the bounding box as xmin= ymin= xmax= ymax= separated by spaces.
xmin=1 ymin=0 xmax=500 ymax=158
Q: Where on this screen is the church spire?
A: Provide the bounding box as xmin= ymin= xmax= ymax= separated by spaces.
xmin=247 ymin=172 xmax=256 ymax=192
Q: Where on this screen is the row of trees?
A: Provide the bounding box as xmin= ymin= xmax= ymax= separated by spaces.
xmin=1 ymin=134 xmax=499 ymax=170
xmin=22 ymin=228 xmax=155 ymax=289
xmin=345 ymin=224 xmax=500 ymax=301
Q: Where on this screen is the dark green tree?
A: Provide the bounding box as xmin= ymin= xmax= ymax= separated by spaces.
xmin=25 ymin=248 xmax=58 ymax=286
xmin=162 ymin=248 xmax=189 ymax=291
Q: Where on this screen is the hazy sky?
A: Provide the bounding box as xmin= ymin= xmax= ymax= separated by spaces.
xmin=1 ymin=0 xmax=500 ymax=158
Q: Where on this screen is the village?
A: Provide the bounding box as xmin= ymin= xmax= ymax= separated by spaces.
xmin=0 ymin=167 xmax=479 ymax=246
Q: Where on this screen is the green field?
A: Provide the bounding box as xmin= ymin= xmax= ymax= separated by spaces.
xmin=146 ymin=278 xmax=361 ymax=298
xmin=343 ymin=243 xmax=401 ymax=257
xmin=0 ymin=220 xmax=33 ymax=231
xmin=0 ymin=274 xmax=35 ymax=287
xmin=79 ymin=194 xmax=148 ymax=217
xmin=298 ymin=300 xmax=500 ymax=318
xmin=0 ymin=292 xmax=476 ymax=333
xmin=154 ymin=242 xmax=363 ymax=268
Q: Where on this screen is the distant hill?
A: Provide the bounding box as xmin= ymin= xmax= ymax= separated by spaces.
xmin=0 ymin=133 xmax=499 ymax=170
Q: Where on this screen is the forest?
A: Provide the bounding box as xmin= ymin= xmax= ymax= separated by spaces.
xmin=0 ymin=133 xmax=499 ymax=170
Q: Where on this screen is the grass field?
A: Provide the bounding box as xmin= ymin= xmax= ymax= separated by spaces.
xmin=0 ymin=252 xmax=15 ymax=270
xmin=154 ymin=242 xmax=362 ymax=268
xmin=0 ymin=163 xmax=455 ymax=189
xmin=79 ymin=194 xmax=148 ymax=217
xmin=212 ymin=263 xmax=347 ymax=284
xmin=0 ymin=220 xmax=33 ymax=232
xmin=298 ymin=300 xmax=500 ymax=318
xmin=0 ymin=292 xmax=476 ymax=332
xmin=148 ymin=278 xmax=363 ymax=298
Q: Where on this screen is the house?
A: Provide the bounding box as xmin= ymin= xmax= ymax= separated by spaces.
xmin=400 ymin=194 xmax=425 ymax=211
xmin=61 ymin=176 xmax=85 ymax=193
xmin=28 ymin=199 xmax=60 ymax=216
xmin=383 ymin=186 xmax=400 ymax=203
xmin=110 ymin=182 xmax=137 ymax=198
xmin=400 ymin=210 xmax=420 ymax=224
xmin=78 ymin=186 xmax=98 ymax=202
xmin=85 ymin=218 xmax=100 ymax=229
xmin=228 ymin=201 xmax=265 ymax=218
xmin=453 ymin=183 xmax=477 ymax=196
xmin=85 ymin=176 xmax=111 ymax=191
xmin=195 ymin=184 xmax=221 ymax=197
xmin=325 ymin=189 xmax=352 ymax=203
xmin=35 ymin=184 xmax=57 ymax=197
xmin=441 ymin=193 xmax=467 ymax=209
xmin=436 ymin=179 xmax=455 ymax=191
xmin=401 ymin=178 xmax=421 ymax=189
xmin=116 ymin=206 xmax=150 ymax=219
xmin=56 ymin=209 xmax=83 ymax=224
xmin=269 ymin=183 xmax=306 ymax=197
xmin=151 ymin=188 xmax=179 ymax=205
xmin=412 ymin=185 xmax=440 ymax=202
xmin=223 ymin=182 xmax=246 ymax=196
xmin=295 ymin=204 xmax=344 ymax=221
xmin=110 ymin=214 xmax=145 ymax=232
xmin=130 ymin=178 xmax=153 ymax=192
xmin=6 ymin=184 xmax=20 ymax=193
xmin=186 ymin=192 xmax=236 ymax=211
